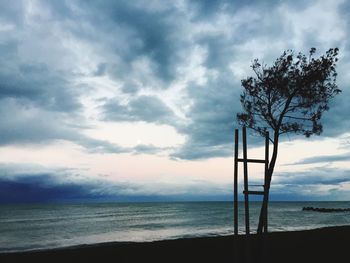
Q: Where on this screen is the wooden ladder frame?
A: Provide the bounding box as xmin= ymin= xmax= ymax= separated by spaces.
xmin=233 ymin=126 xmax=269 ymax=235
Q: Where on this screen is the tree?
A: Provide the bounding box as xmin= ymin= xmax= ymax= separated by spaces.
xmin=237 ymin=48 xmax=340 ymax=234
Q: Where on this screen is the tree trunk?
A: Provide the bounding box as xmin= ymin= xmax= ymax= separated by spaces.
xmin=257 ymin=131 xmax=279 ymax=234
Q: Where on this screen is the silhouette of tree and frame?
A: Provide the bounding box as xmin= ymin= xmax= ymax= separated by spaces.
xmin=237 ymin=47 xmax=341 ymax=234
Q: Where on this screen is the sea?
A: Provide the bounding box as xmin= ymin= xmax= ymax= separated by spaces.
xmin=1 ymin=201 xmax=350 ymax=253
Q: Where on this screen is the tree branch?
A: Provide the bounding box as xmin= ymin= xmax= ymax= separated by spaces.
xmin=284 ymin=115 xmax=311 ymax=121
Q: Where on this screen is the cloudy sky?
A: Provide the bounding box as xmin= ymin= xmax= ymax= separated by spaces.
xmin=0 ymin=0 xmax=350 ymax=202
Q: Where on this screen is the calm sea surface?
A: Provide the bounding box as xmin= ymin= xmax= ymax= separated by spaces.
xmin=1 ymin=201 xmax=350 ymax=252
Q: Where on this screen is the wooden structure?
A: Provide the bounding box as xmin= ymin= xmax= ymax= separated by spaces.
xmin=233 ymin=126 xmax=270 ymax=235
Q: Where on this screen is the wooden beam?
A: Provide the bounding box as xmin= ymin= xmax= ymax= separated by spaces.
xmin=237 ymin=158 xmax=266 ymax=163
xmin=233 ymin=129 xmax=239 ymax=236
xmin=242 ymin=126 xmax=250 ymax=235
xmin=264 ymin=131 xmax=269 ymax=233
xmin=243 ymin=190 xmax=265 ymax=195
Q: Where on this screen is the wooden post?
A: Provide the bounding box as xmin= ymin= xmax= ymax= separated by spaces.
xmin=242 ymin=127 xmax=250 ymax=235
xmin=264 ymin=131 xmax=269 ymax=233
xmin=234 ymin=129 xmax=239 ymax=235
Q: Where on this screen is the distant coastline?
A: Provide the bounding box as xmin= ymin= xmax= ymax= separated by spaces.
xmin=303 ymin=206 xmax=350 ymax=212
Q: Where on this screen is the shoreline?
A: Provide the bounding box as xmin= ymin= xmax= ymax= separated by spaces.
xmin=1 ymin=225 xmax=350 ymax=262
xmin=1 ymin=224 xmax=347 ymax=254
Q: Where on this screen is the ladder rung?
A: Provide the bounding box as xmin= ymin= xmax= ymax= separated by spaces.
xmin=237 ymin=158 xmax=266 ymax=164
xmin=249 ymin=184 xmax=264 ymax=187
xmin=243 ymin=190 xmax=265 ymax=195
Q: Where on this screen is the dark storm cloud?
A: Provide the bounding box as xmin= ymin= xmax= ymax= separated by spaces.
xmin=0 ymin=4 xmax=86 ymax=150
xmin=171 ymin=144 xmax=232 ymax=160
xmin=0 ymin=165 xmax=132 ymax=203
xmin=0 ymin=98 xmax=69 ymax=145
xmin=249 ymin=167 xmax=350 ymax=200
xmin=0 ymin=164 xmax=232 ymax=203
xmin=101 ymin=2 xmax=181 ymax=81
xmin=121 ymin=80 xmax=140 ymax=94
xmin=0 ymin=0 xmax=349 ymax=160
xmin=0 ymin=0 xmax=184 ymax=153
xmin=102 ymin=95 xmax=178 ymax=125
xmin=0 ymin=1 xmax=130 ymax=154
xmin=0 ymin=64 xmax=80 ymax=112
xmin=0 ymin=97 xmax=128 ymax=153
xmin=170 ymin=0 xmax=350 ymax=159
xmin=1 ymin=163 xmax=347 ymax=202
xmin=132 ymin=144 xmax=168 ymax=155
xmin=320 ymin=77 xmax=350 ymax=137
xmin=0 ymin=174 xmax=92 ymax=203
xmin=64 ymin=0 xmax=185 ymax=84
xmin=290 ymin=152 xmax=350 ymax=165
xmin=171 ymin=75 xmax=246 ymax=159
xmin=273 ymin=167 xmax=350 ymax=186
xmin=0 ymin=98 xmax=166 ymax=154
xmin=75 ymin=139 xmax=166 ymax=155
xmin=0 ymin=0 xmax=26 ymax=26
xmin=0 ymin=174 xmax=231 ymax=203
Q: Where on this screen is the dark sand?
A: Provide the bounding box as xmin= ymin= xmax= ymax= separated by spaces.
xmin=1 ymin=226 xmax=350 ymax=263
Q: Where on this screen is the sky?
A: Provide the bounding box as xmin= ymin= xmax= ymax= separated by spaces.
xmin=0 ymin=0 xmax=350 ymax=203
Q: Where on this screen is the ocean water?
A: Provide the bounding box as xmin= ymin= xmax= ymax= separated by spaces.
xmin=0 ymin=201 xmax=350 ymax=253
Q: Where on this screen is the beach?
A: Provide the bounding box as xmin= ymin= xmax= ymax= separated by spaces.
xmin=1 ymin=225 xmax=349 ymax=263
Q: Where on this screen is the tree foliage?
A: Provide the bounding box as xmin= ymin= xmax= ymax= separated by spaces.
xmin=237 ymin=48 xmax=340 ymax=140
xmin=236 ymin=48 xmax=340 ymax=234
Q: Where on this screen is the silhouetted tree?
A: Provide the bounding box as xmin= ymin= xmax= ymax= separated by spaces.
xmin=237 ymin=48 xmax=340 ymax=234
